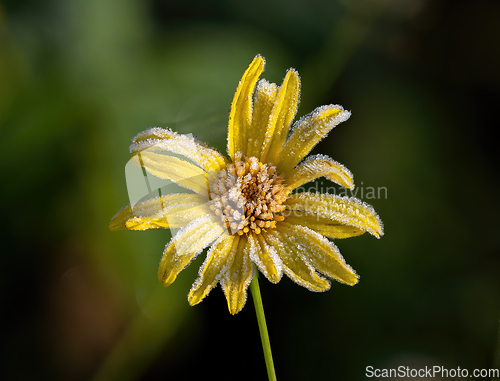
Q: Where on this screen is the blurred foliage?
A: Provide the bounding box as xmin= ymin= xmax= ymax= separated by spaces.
xmin=1 ymin=0 xmax=499 ymax=380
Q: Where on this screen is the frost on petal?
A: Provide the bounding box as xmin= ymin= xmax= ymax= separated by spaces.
xmin=158 ymin=215 xmax=226 ymax=287
xmin=247 ymin=234 xmax=282 ymax=283
xmin=188 ymin=235 xmax=237 ymax=306
xmin=220 ymin=236 xmax=254 ymax=315
xmin=130 ymin=127 xmax=227 ymax=172
xmin=277 ymin=105 xmax=351 ymax=173
xmin=285 ymin=192 xmax=384 ymax=238
xmin=264 ymin=229 xmax=330 ymax=291
xmin=285 ymin=211 xmax=366 ymax=239
xmin=260 ymin=69 xmax=300 ymax=164
xmin=286 ymin=154 xmax=354 ymax=191
xmin=277 ymin=222 xmax=359 ymax=286
xmin=131 ymin=151 xmax=209 ymax=196
xmin=247 ymin=79 xmax=279 ymax=158
xmin=109 ymin=193 xmax=207 ymax=231
xmin=227 ymin=55 xmax=265 ymax=160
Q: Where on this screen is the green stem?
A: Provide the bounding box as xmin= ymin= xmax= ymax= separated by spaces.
xmin=250 ymin=269 xmax=277 ymax=381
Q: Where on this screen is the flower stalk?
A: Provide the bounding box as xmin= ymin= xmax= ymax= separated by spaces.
xmin=250 ymin=268 xmax=277 ymax=381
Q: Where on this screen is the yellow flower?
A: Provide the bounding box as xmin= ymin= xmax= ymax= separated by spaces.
xmin=110 ymin=55 xmax=383 ymax=315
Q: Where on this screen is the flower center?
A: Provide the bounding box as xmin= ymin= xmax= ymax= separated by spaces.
xmin=209 ymin=153 xmax=288 ymax=235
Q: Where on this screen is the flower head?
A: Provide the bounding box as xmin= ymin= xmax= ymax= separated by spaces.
xmin=110 ymin=55 xmax=383 ymax=314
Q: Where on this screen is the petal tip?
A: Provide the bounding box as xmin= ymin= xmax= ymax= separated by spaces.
xmin=158 ymin=272 xmax=175 ymax=287
xmin=286 ymin=67 xmax=300 ymax=79
xmin=227 ymin=299 xmax=245 ymax=315
xmin=108 ymin=220 xmax=119 ymax=231
xmin=187 ymin=290 xmax=201 ymax=307
xmin=251 ymin=54 xmax=266 ymax=71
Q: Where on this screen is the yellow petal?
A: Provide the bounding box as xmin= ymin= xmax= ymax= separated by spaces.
xmin=284 ymin=211 xmax=365 ymax=239
xmin=249 ymin=234 xmax=282 ymax=284
xmin=130 ymin=127 xmax=227 ymax=172
xmin=109 ymin=193 xmax=207 ymax=231
xmin=277 ymin=222 xmax=359 ymax=285
xmin=188 ymin=235 xmax=237 ymax=306
xmin=158 ymin=216 xmax=225 ymax=287
xmin=285 ymin=192 xmax=384 ymax=238
xmin=220 ymin=236 xmax=254 ymax=315
xmin=134 ymin=151 xmax=209 ymax=195
xmin=247 ymin=79 xmax=278 ymax=158
xmin=264 ymin=229 xmax=330 ymax=291
xmin=277 ymin=105 xmax=351 ymax=173
xmin=227 ymin=55 xmax=265 ymax=160
xmin=285 ymin=154 xmax=354 ymax=191
xmin=260 ymin=69 xmax=300 ymax=163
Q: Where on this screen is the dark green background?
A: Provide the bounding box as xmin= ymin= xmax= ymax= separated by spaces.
xmin=1 ymin=0 xmax=499 ymax=380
